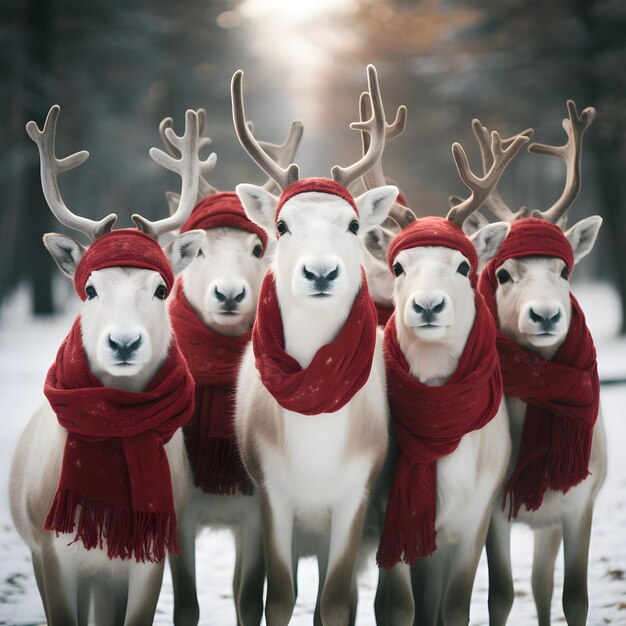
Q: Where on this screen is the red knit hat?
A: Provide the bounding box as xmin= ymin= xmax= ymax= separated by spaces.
xmin=275 ymin=178 xmax=358 ymax=221
xmin=74 ymin=229 xmax=175 ymax=300
xmin=387 ymin=216 xmax=479 ymax=287
xmin=181 ymin=192 xmax=268 ymax=255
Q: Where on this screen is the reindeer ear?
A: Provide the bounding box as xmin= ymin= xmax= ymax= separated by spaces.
xmin=462 ymin=210 xmax=490 ymax=236
xmin=235 ymin=184 xmax=278 ymax=235
xmin=43 ymin=233 xmax=86 ymax=278
xmin=355 ymin=185 xmax=398 ymax=231
xmin=565 ymin=215 xmax=602 ymax=264
xmin=164 ymin=229 xmax=205 ymax=274
xmin=165 ymin=191 xmax=181 ymax=216
xmin=470 ymin=222 xmax=510 ymax=267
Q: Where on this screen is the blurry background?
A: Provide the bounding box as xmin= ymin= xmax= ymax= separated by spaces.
xmin=1 ymin=0 xmax=625 ymax=323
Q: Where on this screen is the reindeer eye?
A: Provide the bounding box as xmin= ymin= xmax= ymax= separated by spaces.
xmin=349 ymin=220 xmax=360 ymax=235
xmin=560 ymin=266 xmax=570 ymax=280
xmin=457 ymin=261 xmax=470 ymax=277
xmin=155 ymin=284 xmax=168 ymax=300
xmin=392 ymin=262 xmax=404 ymax=277
xmin=276 ymin=220 xmax=288 ymax=237
xmin=85 ymin=285 xmax=97 ymax=300
xmin=497 ymin=269 xmax=511 ymax=285
xmin=252 ymin=244 xmax=263 ymax=258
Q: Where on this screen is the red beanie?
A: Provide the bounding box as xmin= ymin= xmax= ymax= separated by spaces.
xmin=74 ymin=229 xmax=175 ymax=300
xmin=181 ymin=192 xmax=269 ymax=255
xmin=387 ymin=216 xmax=479 ymax=287
xmin=275 ymin=178 xmax=358 ymax=221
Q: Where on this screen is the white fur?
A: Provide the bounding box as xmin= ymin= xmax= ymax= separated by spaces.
xmin=10 ymin=230 xmax=201 ymax=625
xmin=235 ymin=184 xmax=396 ymax=625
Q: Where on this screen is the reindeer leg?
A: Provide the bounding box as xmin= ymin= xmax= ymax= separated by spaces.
xmin=236 ymin=506 xmax=265 ymax=626
xmin=375 ymin=565 xmax=414 ymax=626
xmin=170 ymin=510 xmax=200 ymax=626
xmin=40 ymin=546 xmax=79 ymax=626
xmin=124 ymin=562 xmax=165 ymax=626
xmin=31 ymin=551 xmax=49 ymax=623
xmin=93 ymin=578 xmax=128 ymax=626
xmin=260 ymin=487 xmax=295 ymax=626
xmin=561 ymin=505 xmax=593 ymax=626
xmin=320 ymin=494 xmax=368 ymax=626
xmin=314 ymin=534 xmax=330 ymax=626
xmin=532 ymin=525 xmax=562 ymax=626
xmin=412 ymin=548 xmax=447 ymax=626
xmin=485 ymin=507 xmax=514 ymax=626
xmin=76 ymin=578 xmax=91 ymax=626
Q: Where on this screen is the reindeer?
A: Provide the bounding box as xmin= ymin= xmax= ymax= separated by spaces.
xmin=231 ymin=65 xmax=401 ymax=626
xmin=459 ymin=102 xmax=606 ymax=626
xmin=158 ymin=109 xmax=303 ymax=626
xmin=9 ymin=106 xmax=210 ymax=626
xmin=382 ymin=130 xmax=532 ymax=625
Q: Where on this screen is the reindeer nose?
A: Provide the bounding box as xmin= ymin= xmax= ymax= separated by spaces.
xmin=108 ymin=333 xmax=142 ymax=362
xmin=528 ymin=306 xmax=562 ymax=331
xmin=214 ymin=285 xmax=246 ymax=313
xmin=303 ymin=264 xmax=340 ymax=293
xmin=412 ymin=296 xmax=447 ymax=323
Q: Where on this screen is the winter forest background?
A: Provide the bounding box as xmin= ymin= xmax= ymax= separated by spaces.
xmin=1 ymin=0 xmax=625 ymax=624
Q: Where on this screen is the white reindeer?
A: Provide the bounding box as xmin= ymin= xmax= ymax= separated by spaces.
xmin=461 ymin=103 xmax=606 ymax=626
xmin=232 ymin=66 xmax=400 ymax=626
xmin=384 ymin=130 xmax=532 ymax=625
xmin=9 ymin=106 xmax=209 ymax=626
xmin=158 ymin=109 xmax=303 ymax=626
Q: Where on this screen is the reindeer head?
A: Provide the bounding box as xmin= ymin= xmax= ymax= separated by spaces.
xmin=390 ymin=130 xmax=529 ymax=347
xmin=462 ymin=101 xmax=602 ymax=354
xmin=28 ymin=106 xmax=211 ymax=388
xmin=231 ymin=66 xmax=398 ymax=313
xmin=159 ymin=111 xmax=302 ymax=334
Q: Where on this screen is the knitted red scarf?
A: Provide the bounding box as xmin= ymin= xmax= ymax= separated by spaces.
xmin=375 ymin=302 xmax=394 ymax=327
xmin=44 ymin=319 xmax=194 ymax=562
xmin=169 ymin=281 xmax=252 ymax=495
xmin=478 ymin=218 xmax=599 ymax=518
xmin=252 ymin=270 xmax=377 ymax=415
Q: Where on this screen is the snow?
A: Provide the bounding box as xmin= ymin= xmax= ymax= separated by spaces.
xmin=0 ymin=282 xmax=625 ymax=626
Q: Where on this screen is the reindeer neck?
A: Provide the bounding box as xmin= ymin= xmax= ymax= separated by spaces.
xmin=396 ymin=318 xmax=471 ymax=387
xmin=201 ymin=315 xmax=253 ymax=338
xmin=278 ymin=289 xmax=353 ymax=370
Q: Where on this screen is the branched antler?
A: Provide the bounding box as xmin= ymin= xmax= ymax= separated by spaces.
xmin=331 ymin=65 xmax=387 ymax=189
xmin=26 ymin=105 xmax=118 ymax=242
xmin=528 ymin=99 xmax=596 ymax=224
xmin=256 ymin=121 xmax=304 ymax=192
xmin=231 ymin=70 xmax=300 ymax=190
xmin=447 ymin=131 xmax=529 ymax=228
xmin=470 ymin=118 xmax=533 ymax=222
xmin=133 ymin=109 xmax=217 ymax=238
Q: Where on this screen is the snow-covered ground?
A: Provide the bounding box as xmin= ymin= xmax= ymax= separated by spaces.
xmin=0 ymin=282 xmax=624 ymax=626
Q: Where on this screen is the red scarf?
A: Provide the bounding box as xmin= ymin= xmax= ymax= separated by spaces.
xmin=169 ymin=281 xmax=252 ymax=495
xmin=377 ymin=300 xmax=502 ymax=568
xmin=43 ymin=318 xmax=194 ymax=562
xmin=252 ymin=270 xmax=377 ymax=415
xmin=478 ymin=218 xmax=599 ymax=518
xmin=375 ymin=302 xmax=394 ymax=326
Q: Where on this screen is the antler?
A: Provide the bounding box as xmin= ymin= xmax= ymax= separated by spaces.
xmin=356 ymin=90 xmax=416 ymax=230
xmin=331 ymin=65 xmax=387 ymax=188
xmin=256 ymin=121 xmax=304 ymax=192
xmin=447 ymin=131 xmax=529 ymax=228
xmin=26 ymin=105 xmax=117 ymax=242
xmin=471 ymin=118 xmax=533 ymax=222
xmin=231 ymin=70 xmax=300 ymax=191
xmin=528 ymin=99 xmax=596 ymax=224
xmin=133 ymin=109 xmax=217 ymax=238
xmin=159 ymin=108 xmax=218 ymax=200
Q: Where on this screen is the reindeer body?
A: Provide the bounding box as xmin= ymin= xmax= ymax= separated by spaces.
xmin=10 ymin=106 xmax=209 ymax=625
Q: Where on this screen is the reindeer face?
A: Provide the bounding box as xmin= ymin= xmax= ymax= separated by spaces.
xmin=79 ymin=267 xmax=172 ymax=380
xmin=274 ymin=195 xmax=362 ymax=308
xmin=182 ymin=227 xmax=268 ymax=329
xmin=393 ymin=246 xmax=475 ymax=344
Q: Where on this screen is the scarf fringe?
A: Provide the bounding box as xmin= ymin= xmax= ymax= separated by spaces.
xmin=44 ymin=489 xmax=179 ymax=563
xmin=376 ymin=523 xmax=437 ymax=570
xmin=191 ymin=436 xmax=253 ymax=496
